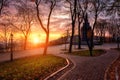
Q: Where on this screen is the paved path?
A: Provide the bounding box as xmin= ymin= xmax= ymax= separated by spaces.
xmin=57 ymin=50 xmax=119 ymax=80
xmin=0 ymin=45 xmax=62 ymax=62
xmin=0 ymin=43 xmax=117 ymax=62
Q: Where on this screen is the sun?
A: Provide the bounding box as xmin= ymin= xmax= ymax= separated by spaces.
xmin=33 ymin=37 xmax=41 ymax=44
xmin=29 ymin=33 xmax=42 ymax=44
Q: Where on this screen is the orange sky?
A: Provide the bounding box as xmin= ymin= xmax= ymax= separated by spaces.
xmin=29 ymin=32 xmax=62 ymax=43
xmin=0 ymin=0 xmax=70 ymax=45
xmin=12 ymin=31 xmax=61 ymax=44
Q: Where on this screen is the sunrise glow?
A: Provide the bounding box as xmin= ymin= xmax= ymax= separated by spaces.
xmin=29 ymin=33 xmax=41 ymax=44
xmin=32 ymin=37 xmax=41 ymax=44
xmin=28 ymin=32 xmax=62 ymax=45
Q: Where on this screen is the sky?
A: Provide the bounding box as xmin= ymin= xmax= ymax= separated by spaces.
xmin=0 ymin=0 xmax=71 ymax=44
xmin=1 ymin=0 xmax=117 ymax=44
xmin=29 ymin=0 xmax=70 ymax=42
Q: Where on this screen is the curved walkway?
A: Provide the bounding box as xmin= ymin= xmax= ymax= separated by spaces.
xmin=54 ymin=50 xmax=119 ymax=80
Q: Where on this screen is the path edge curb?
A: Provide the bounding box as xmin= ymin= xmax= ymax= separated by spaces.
xmin=104 ymin=50 xmax=120 ymax=80
xmin=44 ymin=58 xmax=70 ymax=80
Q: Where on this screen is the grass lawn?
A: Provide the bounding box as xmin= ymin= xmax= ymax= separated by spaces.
xmin=0 ymin=54 xmax=67 ymax=80
xmin=65 ymin=49 xmax=105 ymax=56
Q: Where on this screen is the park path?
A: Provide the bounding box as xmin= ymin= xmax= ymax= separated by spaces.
xmin=55 ymin=50 xmax=119 ymax=80
xmin=0 ymin=43 xmax=117 ymax=62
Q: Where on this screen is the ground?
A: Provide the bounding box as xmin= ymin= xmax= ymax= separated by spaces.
xmin=0 ymin=43 xmax=119 ymax=80
xmin=58 ymin=49 xmax=119 ymax=80
xmin=106 ymin=49 xmax=120 ymax=80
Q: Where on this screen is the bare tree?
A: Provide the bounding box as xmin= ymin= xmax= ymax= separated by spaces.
xmin=116 ymin=19 xmax=120 ymax=49
xmin=77 ymin=0 xmax=88 ymax=49
xmin=106 ymin=0 xmax=120 ymax=16
xmin=66 ymin=0 xmax=77 ymax=53
xmin=106 ymin=0 xmax=120 ymax=49
xmin=95 ymin=20 xmax=108 ymax=43
xmin=33 ymin=0 xmax=56 ymax=55
xmin=111 ymin=18 xmax=120 ymax=49
xmin=13 ymin=0 xmax=35 ymax=50
xmin=0 ymin=22 xmax=11 ymax=52
xmin=62 ymin=30 xmax=69 ymax=50
xmin=85 ymin=0 xmax=107 ymax=56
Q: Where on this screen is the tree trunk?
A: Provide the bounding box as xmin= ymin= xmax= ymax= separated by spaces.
xmin=65 ymin=39 xmax=67 ymax=50
xmin=117 ymin=43 xmax=120 ymax=49
xmin=69 ymin=22 xmax=75 ymax=53
xmin=10 ymin=33 xmax=13 ymax=61
xmin=69 ymin=0 xmax=77 ymax=53
xmin=89 ymin=14 xmax=97 ymax=56
xmin=90 ymin=46 xmax=93 ymax=56
xmin=100 ymin=29 xmax=103 ymax=43
xmin=78 ymin=20 xmax=81 ymax=49
xmin=43 ymin=32 xmax=49 ymax=55
xmin=90 ymin=31 xmax=94 ymax=56
xmin=117 ymin=37 xmax=120 ymax=49
xmin=85 ymin=31 xmax=93 ymax=56
xmin=5 ymin=39 xmax=7 ymax=52
xmin=24 ymin=36 xmax=27 ymax=50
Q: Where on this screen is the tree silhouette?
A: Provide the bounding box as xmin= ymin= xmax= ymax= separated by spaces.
xmin=106 ymin=0 xmax=120 ymax=49
xmin=77 ymin=0 xmax=88 ymax=49
xmin=86 ymin=0 xmax=107 ymax=56
xmin=34 ymin=0 xmax=56 ymax=55
xmin=11 ymin=0 xmax=35 ymax=50
xmin=66 ymin=0 xmax=77 ymax=53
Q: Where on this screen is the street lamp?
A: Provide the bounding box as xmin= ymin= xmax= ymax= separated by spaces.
xmin=10 ymin=33 xmax=13 ymax=61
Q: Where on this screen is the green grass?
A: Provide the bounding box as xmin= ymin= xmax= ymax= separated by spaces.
xmin=65 ymin=49 xmax=105 ymax=56
xmin=0 ymin=55 xmax=67 ymax=80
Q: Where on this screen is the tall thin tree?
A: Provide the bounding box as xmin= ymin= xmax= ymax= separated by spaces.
xmin=34 ymin=0 xmax=56 ymax=55
xmin=86 ymin=0 xmax=107 ymax=56
xmin=66 ymin=0 xmax=77 ymax=53
xmin=12 ymin=0 xmax=35 ymax=50
xmin=77 ymin=0 xmax=88 ymax=49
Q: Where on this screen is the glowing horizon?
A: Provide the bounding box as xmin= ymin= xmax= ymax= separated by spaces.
xmin=29 ymin=32 xmax=62 ymax=43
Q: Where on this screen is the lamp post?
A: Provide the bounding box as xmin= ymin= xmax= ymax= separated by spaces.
xmin=10 ymin=33 xmax=13 ymax=61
